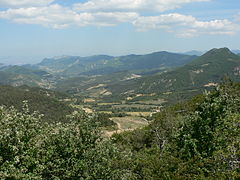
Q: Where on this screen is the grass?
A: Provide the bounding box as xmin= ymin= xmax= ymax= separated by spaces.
xmin=103 ymin=116 xmax=149 ymax=137
xmin=126 ymin=112 xmax=152 ymax=117
xmin=111 ymin=116 xmax=148 ymax=130
xmin=97 ymin=102 xmax=120 ymax=106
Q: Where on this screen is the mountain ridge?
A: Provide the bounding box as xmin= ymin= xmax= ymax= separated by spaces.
xmin=1 ymin=47 xmax=240 ymax=105
xmin=129 ymin=48 xmax=240 ymax=93
xmin=36 ymin=51 xmax=197 ymax=76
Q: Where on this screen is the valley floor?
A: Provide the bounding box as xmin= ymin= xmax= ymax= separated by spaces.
xmin=104 ymin=116 xmax=148 ymax=137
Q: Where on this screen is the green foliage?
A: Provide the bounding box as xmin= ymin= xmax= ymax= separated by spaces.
xmin=113 ymin=81 xmax=240 ymax=179
xmin=93 ymin=112 xmax=117 ymax=127
xmin=0 ymin=66 xmax=51 ymax=87
xmin=0 ymin=103 xmax=45 ymax=178
xmin=0 ymin=85 xmax=74 ymax=123
xmin=0 ymin=104 xmax=129 ymax=179
xmin=177 ymin=82 xmax=240 ymax=159
xmin=38 ymin=52 xmax=195 ymax=77
xmin=112 ymin=127 xmax=153 ymax=151
xmin=134 ymin=48 xmax=240 ymax=95
xmin=1 ymin=60 xmax=240 ymax=179
xmin=55 ymin=47 xmax=240 ymax=108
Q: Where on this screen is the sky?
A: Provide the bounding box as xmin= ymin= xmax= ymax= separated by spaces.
xmin=0 ymin=0 xmax=240 ymax=64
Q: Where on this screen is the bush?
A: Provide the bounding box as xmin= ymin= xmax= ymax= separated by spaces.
xmin=0 ymin=103 xmax=129 ymax=179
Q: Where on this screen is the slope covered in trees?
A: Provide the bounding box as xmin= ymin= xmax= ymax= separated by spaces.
xmin=0 ymin=85 xmax=74 ymax=122
xmin=108 ymin=48 xmax=240 ymax=94
xmin=113 ymin=80 xmax=240 ymax=179
xmin=0 ymin=81 xmax=239 ymax=179
xmin=0 ymin=107 xmax=126 ymax=179
xmin=50 ymin=48 xmax=240 ymax=107
xmin=0 ymin=66 xmax=52 ymax=88
xmin=36 ymin=52 xmax=196 ymax=76
xmin=95 ymin=48 xmax=240 ymax=104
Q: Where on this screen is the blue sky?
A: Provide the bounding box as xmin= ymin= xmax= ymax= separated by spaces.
xmin=0 ymin=0 xmax=239 ymax=64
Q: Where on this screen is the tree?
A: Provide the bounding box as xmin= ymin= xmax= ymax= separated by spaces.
xmin=175 ymin=84 xmax=240 ymax=178
xmin=0 ymin=103 xmax=129 ymax=179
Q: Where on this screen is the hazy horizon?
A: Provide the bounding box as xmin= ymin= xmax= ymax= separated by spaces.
xmin=1 ymin=48 xmax=240 ymax=65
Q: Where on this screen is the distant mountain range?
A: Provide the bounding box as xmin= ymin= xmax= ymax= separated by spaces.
xmin=36 ymin=51 xmax=197 ymax=76
xmin=51 ymin=48 xmax=240 ymax=103
xmin=133 ymin=48 xmax=240 ymax=93
xmin=182 ymin=49 xmax=240 ymax=56
xmin=0 ymin=47 xmax=240 ymax=104
xmin=73 ymin=47 xmax=239 ymax=103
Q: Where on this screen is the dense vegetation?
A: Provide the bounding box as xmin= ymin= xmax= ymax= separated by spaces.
xmin=0 ymin=85 xmax=74 ymax=122
xmin=113 ymin=80 xmax=240 ymax=179
xmin=1 ymin=48 xmax=240 ymax=178
xmin=0 ymin=104 xmax=128 ymax=179
xmin=0 ymin=66 xmax=51 ymax=88
xmin=37 ymin=52 xmax=196 ymax=77
xmin=1 ymin=48 xmax=239 ymax=111
xmin=106 ymin=48 xmax=240 ymax=96
xmin=0 ymin=81 xmax=239 ymax=179
xmin=52 ymin=48 xmax=240 ymax=109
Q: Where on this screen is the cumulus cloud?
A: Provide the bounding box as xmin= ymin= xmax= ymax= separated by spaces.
xmin=0 ymin=0 xmax=54 ymax=8
xmin=133 ymin=13 xmax=239 ymax=37
xmin=0 ymin=4 xmax=75 ymax=28
xmin=0 ymin=4 xmax=139 ymax=28
xmin=73 ymin=0 xmax=210 ymax=12
xmin=0 ymin=0 xmax=238 ymax=37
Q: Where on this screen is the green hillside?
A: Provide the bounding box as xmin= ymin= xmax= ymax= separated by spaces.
xmin=117 ymin=51 xmax=196 ymax=70
xmin=55 ymin=71 xmax=140 ymax=96
xmin=0 ymin=66 xmax=53 ymax=88
xmin=38 ymin=55 xmax=114 ymax=74
xmin=0 ymin=49 xmax=239 ymax=179
xmin=140 ymin=48 xmax=240 ymax=91
xmin=2 ymin=65 xmax=49 ymax=76
xmin=103 ymin=48 xmax=240 ymax=99
xmin=0 ymin=85 xmax=74 ymax=122
xmin=1 ymin=48 xmax=239 ymax=108
xmin=1 ymin=80 xmax=239 ymax=179
xmin=0 ymin=71 xmax=15 ymax=84
xmin=51 ymin=48 xmax=240 ymax=109
xmin=37 ymin=52 xmax=196 ymax=76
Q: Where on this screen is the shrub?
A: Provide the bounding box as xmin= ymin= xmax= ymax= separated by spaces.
xmin=0 ymin=103 xmax=128 ymax=179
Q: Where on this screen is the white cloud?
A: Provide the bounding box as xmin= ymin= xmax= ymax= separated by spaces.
xmin=235 ymin=13 xmax=240 ymax=22
xmin=0 ymin=5 xmax=76 ymax=28
xmin=73 ymin=0 xmax=210 ymax=12
xmin=133 ymin=13 xmax=239 ymax=37
xmin=0 ymin=0 xmax=238 ymax=37
xmin=0 ymin=4 xmax=139 ymax=28
xmin=0 ymin=0 xmax=54 ymax=8
xmin=84 ymin=12 xmax=139 ymax=26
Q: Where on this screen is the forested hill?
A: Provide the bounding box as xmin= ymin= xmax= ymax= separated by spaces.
xmin=0 ymin=80 xmax=239 ymax=179
xmin=36 ymin=51 xmax=197 ymax=76
xmin=106 ymin=48 xmax=240 ymax=96
xmin=0 ymin=85 xmax=74 ymax=122
xmin=44 ymin=48 xmax=240 ymax=105
xmin=1 ymin=47 xmax=239 ymax=107
xmin=0 ymin=66 xmax=52 ymax=88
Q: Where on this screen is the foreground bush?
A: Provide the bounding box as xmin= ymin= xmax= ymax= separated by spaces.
xmin=113 ymin=82 xmax=240 ymax=179
xmin=1 ymin=81 xmax=239 ymax=179
xmin=0 ymin=103 xmax=129 ymax=179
